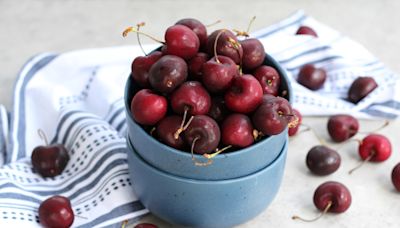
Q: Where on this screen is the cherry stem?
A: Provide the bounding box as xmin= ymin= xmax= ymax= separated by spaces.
xmin=76 ymin=214 xmax=88 ymax=220
xmin=253 ymin=129 xmax=264 ymax=140
xmin=213 ymin=29 xmax=226 ymax=64
xmin=287 ymin=115 xmax=300 ymax=129
xmin=135 ymin=22 xmax=147 ymax=56
xmin=333 ymin=138 xmax=362 ymax=152
xmin=121 ymin=220 xmax=128 ymax=228
xmin=191 ymin=137 xmax=213 ymax=166
xmin=205 ymin=19 xmax=222 ymax=28
xmin=228 ymin=37 xmax=243 ymax=74
xmin=292 ymin=201 xmax=332 ymax=222
xmin=232 ymin=16 xmax=256 ymax=38
xmin=358 ymin=120 xmax=389 ymax=134
xmin=174 ymin=108 xmax=194 ymax=140
xmin=305 ymin=125 xmax=327 ymax=146
xmin=37 ymin=129 xmax=49 ymax=146
xmin=348 ymin=151 xmax=375 ymax=175
xmin=246 ymin=16 xmax=256 ymax=35
xmin=122 ymin=26 xmax=165 ymax=44
xmin=149 ymin=127 xmax=156 ymax=137
xmin=203 ymin=145 xmax=233 ymax=159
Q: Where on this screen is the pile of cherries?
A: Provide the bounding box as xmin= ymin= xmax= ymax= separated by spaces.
xmin=126 ymin=18 xmax=294 ymax=159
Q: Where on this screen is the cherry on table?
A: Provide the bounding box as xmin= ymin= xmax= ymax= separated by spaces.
xmin=224 ymin=74 xmax=263 ymax=113
xmin=391 ymin=163 xmax=400 ymax=192
xmin=297 ymin=64 xmax=327 ymax=90
xmin=163 ymin=24 xmax=200 ymax=60
xmin=327 ymin=114 xmax=359 ymax=142
xmin=240 ymin=38 xmax=265 ymax=70
xmin=292 ymin=181 xmax=351 ymax=222
xmin=295 ymin=26 xmax=318 ymax=37
xmin=306 ymin=145 xmax=341 ymax=176
xmin=130 ymin=89 xmax=167 ymax=126
xmin=175 ymin=18 xmax=207 ymax=50
xmin=131 ymin=51 xmax=163 ymax=88
xmin=202 ymin=55 xmax=238 ymax=93
xmin=348 ymin=76 xmax=378 ymax=103
xmin=253 ymin=65 xmax=281 ymax=96
xmin=39 ymin=195 xmax=74 ymax=228
xmin=31 ymin=130 xmax=69 ymax=178
xmin=156 ymin=115 xmax=187 ymax=150
xmin=206 ymin=29 xmax=243 ymax=64
xmin=221 ymin=113 xmax=254 ymax=148
xmin=288 ymin=109 xmax=302 ymax=137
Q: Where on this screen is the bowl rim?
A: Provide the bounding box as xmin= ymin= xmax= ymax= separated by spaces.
xmin=124 ymin=53 xmax=292 ymax=159
xmin=127 ymin=135 xmax=288 ymax=184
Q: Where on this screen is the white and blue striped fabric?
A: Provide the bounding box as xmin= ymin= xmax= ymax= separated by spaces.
xmin=0 ymin=10 xmax=399 ymax=227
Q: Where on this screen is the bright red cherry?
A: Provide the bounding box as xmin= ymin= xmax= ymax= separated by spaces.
xmin=295 ymin=26 xmax=318 ymax=37
xmin=224 ymin=74 xmax=263 ymax=113
xmin=170 ymin=81 xmax=211 ymax=115
xmin=288 ymin=109 xmax=302 ymax=136
xmin=327 ymin=114 xmax=359 ymax=142
xmin=156 ymin=115 xmax=187 ymax=150
xmin=221 ymin=114 xmax=254 ymax=148
xmin=39 ymin=195 xmax=74 ymax=228
xmin=130 ymin=89 xmax=167 ymax=125
xmin=240 ymin=38 xmax=265 ymax=70
xmin=164 ymin=24 xmax=200 ymax=60
xmin=206 ymin=29 xmax=243 ymax=64
xmin=348 ymin=76 xmax=378 ymax=103
xmin=358 ymin=134 xmax=391 ymax=162
xmin=297 ymin=64 xmax=327 ymax=90
xmin=175 ymin=18 xmax=207 ymax=50
xmin=391 ymin=163 xmax=400 ymax=192
xmin=202 ymin=56 xmax=238 ymax=93
xmin=131 ymin=51 xmax=163 ymax=88
xmin=253 ymin=65 xmax=281 ymax=96
xmin=148 ymin=55 xmax=188 ymax=94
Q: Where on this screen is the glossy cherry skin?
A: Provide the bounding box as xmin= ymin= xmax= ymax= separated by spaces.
xmin=306 ymin=145 xmax=341 ymax=176
xmin=207 ymin=96 xmax=229 ymax=122
xmin=253 ymin=65 xmax=281 ymax=96
xmin=164 ymin=24 xmax=200 ymax=60
xmin=31 ymin=144 xmax=69 ymax=177
xmin=391 ymin=163 xmax=400 ymax=192
xmin=148 ymin=55 xmax=188 ymax=94
xmin=327 ymin=114 xmax=359 ymax=142
xmin=224 ymin=74 xmax=263 ymax=113
xmin=183 ymin=115 xmax=220 ymax=154
xmin=252 ymin=96 xmax=293 ymax=135
xmin=240 ymin=38 xmax=265 ymax=70
xmin=288 ymin=109 xmax=302 ymax=136
xmin=134 ymin=223 xmax=158 ymax=228
xmin=131 ymin=51 xmax=163 ymax=88
xmin=156 ymin=115 xmax=186 ymax=150
xmin=295 ymin=26 xmax=318 ymax=37
xmin=130 ymin=89 xmax=167 ymax=125
xmin=39 ymin=195 xmax=74 ymax=228
xmin=206 ymin=29 xmax=243 ymax=64
xmin=170 ymin=81 xmax=211 ymax=115
xmin=202 ymin=56 xmax=238 ymax=93
xmin=221 ymin=114 xmax=254 ymax=148
xmin=313 ymin=181 xmax=351 ymax=213
xmin=188 ymin=52 xmax=209 ymax=81
xmin=348 ymin=76 xmax=378 ymax=103
xmin=297 ymin=64 xmax=327 ymax=90
xmin=175 ymin=18 xmax=207 ymax=50
xmin=359 ymin=134 xmax=391 ymax=162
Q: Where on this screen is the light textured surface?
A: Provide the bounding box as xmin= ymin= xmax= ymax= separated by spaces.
xmin=1 ymin=0 xmax=400 ymax=227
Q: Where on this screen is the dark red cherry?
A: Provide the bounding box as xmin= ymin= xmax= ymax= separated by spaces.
xmin=252 ymin=96 xmax=293 ymax=135
xmin=313 ymin=181 xmax=351 ymax=213
xmin=224 ymin=74 xmax=263 ymax=113
xmin=130 ymin=89 xmax=167 ymax=125
xmin=148 ymin=55 xmax=188 ymax=94
xmin=31 ymin=144 xmax=69 ymax=177
xmin=202 ymin=56 xmax=239 ymax=93
xmin=156 ymin=115 xmax=186 ymax=150
xmin=170 ymin=81 xmax=211 ymax=115
xmin=253 ymin=65 xmax=281 ymax=96
xmin=348 ymin=76 xmax=378 ymax=103
xmin=131 ymin=51 xmax=163 ymax=88
xmin=39 ymin=195 xmax=74 ymax=228
xmin=359 ymin=134 xmax=391 ymax=162
xmin=306 ymin=145 xmax=341 ymax=176
xmin=391 ymin=163 xmax=400 ymax=192
xmin=221 ymin=114 xmax=254 ymax=148
xmin=134 ymin=223 xmax=158 ymax=228
xmin=297 ymin=64 xmax=327 ymax=90
xmin=295 ymin=26 xmax=318 ymax=37
xmin=183 ymin=115 xmax=220 ymax=154
xmin=206 ymin=29 xmax=243 ymax=64
xmin=207 ymin=96 xmax=229 ymax=122
xmin=240 ymin=38 xmax=265 ymax=70
xmin=188 ymin=52 xmax=209 ymax=81
xmin=164 ymin=24 xmax=200 ymax=60
xmin=327 ymin=114 xmax=359 ymax=142
xmin=288 ymin=109 xmax=302 ymax=136
xmin=175 ymin=18 xmax=207 ymax=50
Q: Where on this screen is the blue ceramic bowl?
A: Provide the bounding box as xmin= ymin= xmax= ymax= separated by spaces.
xmin=126 ymin=136 xmax=288 ymax=228
xmin=125 ymin=54 xmax=292 ymax=180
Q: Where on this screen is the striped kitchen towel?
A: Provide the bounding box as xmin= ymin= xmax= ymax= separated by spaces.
xmin=0 ymin=10 xmax=399 ymax=227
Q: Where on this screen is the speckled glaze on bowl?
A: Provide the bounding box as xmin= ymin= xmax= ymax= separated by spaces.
xmin=125 ymin=54 xmax=292 ymax=180
xmin=126 ymin=136 xmax=288 ymax=228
